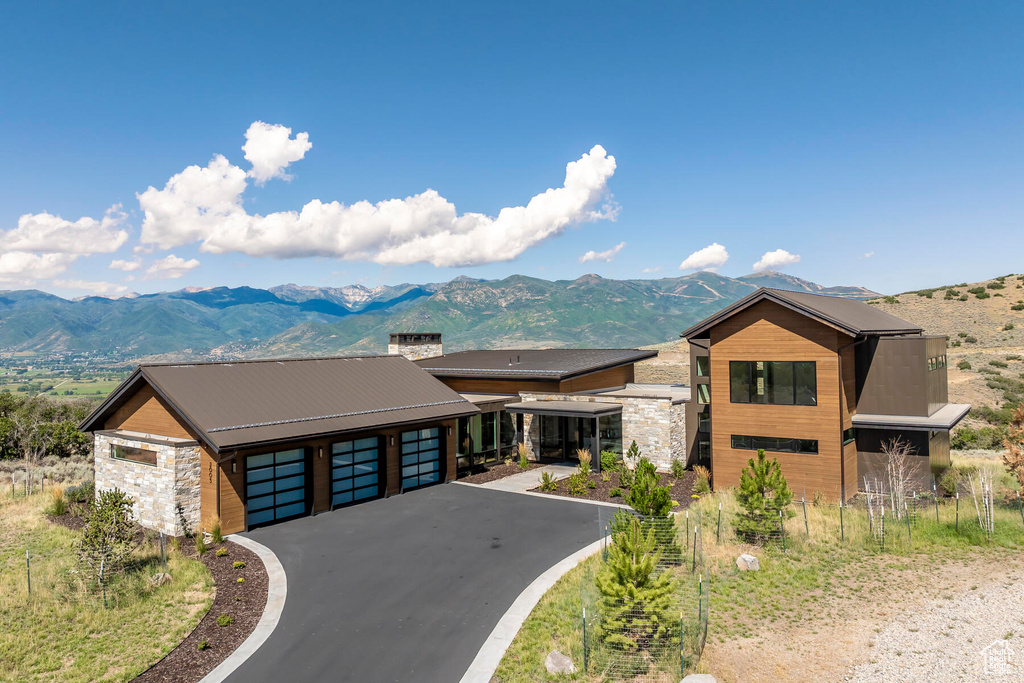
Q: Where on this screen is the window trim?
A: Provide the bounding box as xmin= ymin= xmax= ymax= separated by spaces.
xmin=729 ymin=360 xmax=817 ymax=406
xmin=695 ymin=355 xmax=710 ymax=378
xmin=110 ymin=443 xmax=158 ymax=466
xmin=842 ymin=427 xmax=856 ymax=446
xmin=696 ymin=383 xmax=711 ymax=404
xmin=730 ymin=434 xmax=819 ymax=455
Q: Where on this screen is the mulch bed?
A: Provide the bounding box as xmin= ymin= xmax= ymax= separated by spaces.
xmin=457 ymin=460 xmax=543 ymax=484
xmin=530 ymin=468 xmax=698 ymax=508
xmin=136 ymin=539 xmax=268 ymax=683
xmin=45 ymin=509 xmax=270 ymax=683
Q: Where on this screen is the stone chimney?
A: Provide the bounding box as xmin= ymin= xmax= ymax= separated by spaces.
xmin=388 ymin=333 xmax=443 ymax=361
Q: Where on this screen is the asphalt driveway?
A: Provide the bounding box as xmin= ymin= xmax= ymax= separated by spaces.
xmin=226 ymin=483 xmax=601 ymax=683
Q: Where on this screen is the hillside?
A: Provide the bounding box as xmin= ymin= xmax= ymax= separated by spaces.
xmin=865 ymin=273 xmax=1024 ymax=435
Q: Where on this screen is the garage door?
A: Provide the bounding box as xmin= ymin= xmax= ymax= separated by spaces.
xmin=331 ymin=437 xmax=381 ymax=507
xmin=400 ymin=427 xmax=442 ymax=491
xmin=246 ymin=448 xmax=307 ymax=527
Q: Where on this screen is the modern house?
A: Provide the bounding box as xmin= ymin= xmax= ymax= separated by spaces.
xmin=80 ymin=355 xmax=479 ymax=535
xmin=81 ymin=338 xmax=689 ymax=535
xmin=681 ymin=287 xmax=969 ymax=499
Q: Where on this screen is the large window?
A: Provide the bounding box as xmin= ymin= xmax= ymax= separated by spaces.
xmin=599 ymin=414 xmax=623 ymax=456
xmin=697 ymin=411 xmax=710 ymax=433
xmin=729 ymin=361 xmax=816 ymax=406
xmin=731 ymin=434 xmax=818 ymax=454
xmin=457 ymin=410 xmax=519 ymax=471
xmin=842 ymin=428 xmax=856 ymax=445
xmin=111 ymin=443 xmax=157 ymax=466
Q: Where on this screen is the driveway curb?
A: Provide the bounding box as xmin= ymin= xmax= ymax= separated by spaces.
xmin=458 ymin=536 xmax=605 ymax=683
xmin=451 ymin=479 xmax=630 ymax=510
xmin=199 ymin=534 xmax=288 ymax=683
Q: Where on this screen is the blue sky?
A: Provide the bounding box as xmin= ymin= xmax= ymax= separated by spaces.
xmin=1 ymin=2 xmax=1021 ymax=297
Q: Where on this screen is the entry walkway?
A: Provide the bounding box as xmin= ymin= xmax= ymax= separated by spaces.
xmin=474 ymin=461 xmax=577 ymax=493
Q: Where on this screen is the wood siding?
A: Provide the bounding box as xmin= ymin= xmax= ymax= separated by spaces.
xmin=104 ymin=384 xmax=193 ymax=439
xmin=435 ymin=364 xmax=635 ymax=395
xmin=200 ymin=446 xmax=219 ymax=532
xmin=708 ymin=300 xmax=855 ymax=500
xmin=559 ymin=365 xmax=634 ymax=392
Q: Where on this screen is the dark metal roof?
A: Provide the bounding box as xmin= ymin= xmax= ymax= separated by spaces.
xmin=504 ymin=400 xmax=623 ymax=418
xmin=852 ymin=403 xmax=970 ymax=431
xmin=415 ymin=348 xmax=658 ymax=380
xmin=680 ymin=288 xmax=923 ymax=339
xmin=81 ymin=355 xmax=479 ymax=452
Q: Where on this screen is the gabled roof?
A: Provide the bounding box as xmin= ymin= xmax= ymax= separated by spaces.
xmin=81 ymin=355 xmax=479 ymax=453
xmin=680 ymin=288 xmax=922 ymax=339
xmin=415 ymin=348 xmax=657 ymax=381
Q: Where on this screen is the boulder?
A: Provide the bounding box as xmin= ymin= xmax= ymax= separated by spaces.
xmin=545 ymin=650 xmax=577 ymax=675
xmin=150 ymin=572 xmax=173 ymax=586
xmin=736 ymin=553 xmax=760 ymax=571
xmin=681 ymin=675 xmax=718 ymax=683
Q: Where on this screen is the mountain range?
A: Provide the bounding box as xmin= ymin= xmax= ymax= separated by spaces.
xmin=0 ymin=271 xmax=878 ymax=361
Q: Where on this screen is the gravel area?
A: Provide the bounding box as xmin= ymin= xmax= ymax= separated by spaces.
xmin=848 ymin=571 xmax=1024 ymax=682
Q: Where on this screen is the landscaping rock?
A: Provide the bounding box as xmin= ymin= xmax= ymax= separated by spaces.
xmin=150 ymin=572 xmax=173 ymax=586
xmin=681 ymin=675 xmax=717 ymax=683
xmin=545 ymin=650 xmax=577 ymax=675
xmin=736 ymin=553 xmax=760 ymax=571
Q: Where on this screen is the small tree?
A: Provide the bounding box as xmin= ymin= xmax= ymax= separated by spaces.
xmin=883 ymin=437 xmax=916 ymax=519
xmin=734 ymin=449 xmax=794 ymax=542
xmin=625 ymin=457 xmax=672 ymax=517
xmin=79 ymin=488 xmax=138 ymax=585
xmin=596 ymin=516 xmax=678 ymax=656
xmin=624 ymin=440 xmax=641 ymax=469
xmin=1004 ymin=404 xmax=1024 ymax=497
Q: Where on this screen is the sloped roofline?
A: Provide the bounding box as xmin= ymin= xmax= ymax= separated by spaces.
xmin=679 ymin=287 xmax=922 ymax=340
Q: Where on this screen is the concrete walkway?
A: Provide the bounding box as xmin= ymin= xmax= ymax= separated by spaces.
xmin=475 ymin=462 xmax=577 ymax=493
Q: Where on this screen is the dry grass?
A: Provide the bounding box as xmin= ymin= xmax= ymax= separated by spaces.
xmin=0 ymin=487 xmax=213 ymax=682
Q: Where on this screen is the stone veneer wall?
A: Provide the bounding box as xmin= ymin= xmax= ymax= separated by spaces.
xmin=517 ymin=392 xmax=686 ymax=472
xmin=94 ymin=432 xmax=201 ymax=536
xmin=388 ymin=342 xmax=443 ymax=361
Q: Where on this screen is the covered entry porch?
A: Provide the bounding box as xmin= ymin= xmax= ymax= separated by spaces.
xmin=505 ymin=400 xmax=623 ymax=472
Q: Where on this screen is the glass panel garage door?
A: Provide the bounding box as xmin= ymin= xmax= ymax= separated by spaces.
xmin=401 ymin=427 xmax=441 ymax=491
xmin=246 ymin=449 xmax=307 ymax=527
xmin=331 ymin=437 xmax=381 ymax=507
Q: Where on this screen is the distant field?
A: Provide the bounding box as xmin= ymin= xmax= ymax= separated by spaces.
xmin=0 ymin=373 xmax=125 ymax=401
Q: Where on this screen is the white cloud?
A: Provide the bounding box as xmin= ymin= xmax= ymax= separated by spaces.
xmin=138 ymin=130 xmax=618 ymax=268
xmin=0 ymin=253 xmax=78 ymax=284
xmin=679 ymin=243 xmax=729 ymax=272
xmin=145 ymin=254 xmax=200 ymax=280
xmin=242 ymin=121 xmax=312 ymax=184
xmin=579 ymin=241 xmax=626 ymax=264
xmin=641 ymin=266 xmax=661 ymax=273
xmin=2 ymin=205 xmax=128 ymax=255
xmin=52 ymin=279 xmax=130 ymax=295
xmin=109 ymin=258 xmax=142 ymax=272
xmin=753 ymin=248 xmax=801 ymax=272
xmin=860 ymin=251 xmax=875 ymax=260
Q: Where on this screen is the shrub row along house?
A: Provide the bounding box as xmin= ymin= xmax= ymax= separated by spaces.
xmin=681 ymin=287 xmax=969 ymax=499
xmin=80 ymin=287 xmax=967 ymax=534
xmin=81 ymin=337 xmax=686 ymax=534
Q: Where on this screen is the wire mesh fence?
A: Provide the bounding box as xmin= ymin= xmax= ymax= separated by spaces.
xmin=581 ymin=507 xmax=710 ymax=681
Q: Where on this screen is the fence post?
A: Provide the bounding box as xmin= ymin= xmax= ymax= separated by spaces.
xmin=680 ymin=613 xmax=685 ymax=676
xmin=716 ymin=502 xmax=721 ymax=543
xmin=685 ymin=511 xmax=690 ymax=551
xmin=905 ymin=502 xmax=912 ymax=544
xmin=779 ymin=510 xmax=786 ymax=551
xmin=582 ymin=607 xmax=588 ymax=673
xmin=880 ymin=503 xmax=885 ymax=552
xmin=955 ymin=491 xmax=959 ymax=532
xmin=1017 ymin=492 xmax=1024 ymax=528
xmin=933 ymin=482 xmax=940 ymax=523
xmin=839 ymin=499 xmax=844 ymax=542
xmin=802 ymin=495 xmax=809 ymax=536
xmin=25 ymin=549 xmax=31 ymax=597
xmin=692 ymin=527 xmax=698 ymax=572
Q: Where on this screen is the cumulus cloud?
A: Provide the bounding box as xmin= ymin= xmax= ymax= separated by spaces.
xmin=641 ymin=266 xmax=661 ymax=273
xmin=139 ymin=132 xmax=617 ymax=268
xmin=860 ymin=251 xmax=875 ymax=260
xmin=579 ymin=241 xmax=626 ymax=264
xmin=242 ymin=121 xmax=312 ymax=184
xmin=145 ymin=254 xmax=200 ymax=280
xmin=109 ymin=258 xmax=142 ymax=271
xmin=753 ymin=248 xmax=801 ymax=272
xmin=0 ymin=253 xmax=78 ymax=284
xmin=52 ymin=279 xmax=130 ymax=295
xmin=1 ymin=205 xmax=128 ymax=255
xmin=679 ymin=243 xmax=729 ymax=272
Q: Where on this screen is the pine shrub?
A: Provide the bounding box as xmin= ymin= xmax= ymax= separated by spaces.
xmin=734 ymin=449 xmax=794 ymax=543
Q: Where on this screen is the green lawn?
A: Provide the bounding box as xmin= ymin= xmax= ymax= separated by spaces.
xmin=0 ymin=489 xmax=213 ymax=682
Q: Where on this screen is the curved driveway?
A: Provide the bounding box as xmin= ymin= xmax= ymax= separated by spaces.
xmin=227 ymin=483 xmax=601 ymax=683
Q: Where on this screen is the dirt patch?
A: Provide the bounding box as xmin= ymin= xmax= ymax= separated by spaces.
xmin=530 ymin=468 xmax=697 ymax=507
xmin=135 ymin=539 xmax=268 ymax=683
xmin=457 ymin=461 xmax=542 ymax=484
